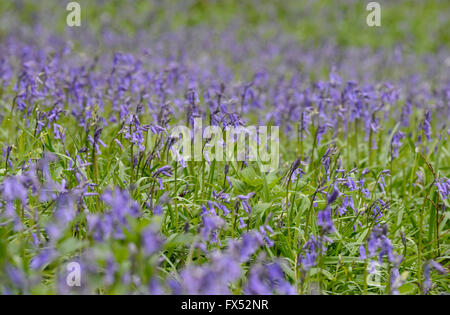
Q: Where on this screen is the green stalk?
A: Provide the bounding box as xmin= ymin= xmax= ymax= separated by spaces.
xmin=355 ymin=119 xmax=359 ymax=166
xmin=286 ymin=180 xmax=292 ymax=247
xmin=303 ymin=189 xmax=319 ymax=241
xmin=174 ymin=161 xmax=178 ymax=223
xmin=418 ymin=206 xmax=424 ymax=294
xmin=129 ymin=143 xmax=134 ymax=185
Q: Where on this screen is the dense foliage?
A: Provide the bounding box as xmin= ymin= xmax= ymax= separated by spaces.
xmin=0 ymin=0 xmax=448 ymax=294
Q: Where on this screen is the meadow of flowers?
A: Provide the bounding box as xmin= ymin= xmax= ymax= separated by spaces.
xmin=0 ymin=1 xmax=448 ymax=295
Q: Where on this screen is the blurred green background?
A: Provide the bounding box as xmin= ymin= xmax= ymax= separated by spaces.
xmin=0 ymin=0 xmax=449 ymax=53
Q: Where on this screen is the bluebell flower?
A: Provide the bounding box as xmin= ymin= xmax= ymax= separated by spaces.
xmin=359 ymin=245 xmax=367 ymax=260
xmin=141 ymin=226 xmax=163 ymax=256
xmin=436 ymin=177 xmax=449 ymax=199
xmin=327 ymin=184 xmax=340 ymax=204
xmin=237 ymin=192 xmax=255 ymax=213
xmin=317 ymin=207 xmax=335 ymax=233
xmin=423 ymin=110 xmax=432 ymax=141
xmin=30 ymin=249 xmax=55 ymax=270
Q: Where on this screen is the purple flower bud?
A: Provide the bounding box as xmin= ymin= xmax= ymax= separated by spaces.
xmin=317 ymin=207 xmax=335 ymax=234
xmin=359 ymin=245 xmax=367 ymax=260
xmin=327 ymin=185 xmax=340 ymax=204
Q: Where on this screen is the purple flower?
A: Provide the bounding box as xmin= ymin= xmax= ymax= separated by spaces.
xmin=338 ymin=195 xmax=354 ymax=216
xmin=105 ymin=256 xmax=118 ymax=286
xmin=423 ymin=110 xmax=432 ymax=141
xmin=245 ymin=262 xmax=295 ymax=295
xmin=214 ymin=202 xmax=230 ymax=216
xmin=212 ymin=190 xmax=230 ymax=203
xmin=429 ymin=261 xmax=447 ymax=275
xmin=30 ymin=249 xmax=55 ymax=270
xmin=317 ymin=207 xmax=335 ymax=233
xmin=436 ymin=177 xmax=449 ymax=199
xmin=391 ymin=130 xmax=405 ymax=158
xmin=6 ymin=265 xmax=26 ymax=289
xmin=153 ymin=165 xmax=173 ymax=178
xmin=379 ymin=235 xmax=394 ymax=263
xmin=344 ymin=177 xmax=358 ymax=191
xmin=234 ymin=232 xmax=262 ymax=262
xmin=122 ymin=114 xmax=146 ymax=151
xmin=299 ymin=234 xmax=332 ymax=272
xmin=1 ymin=176 xmax=28 ymax=204
xmin=390 ymin=266 xmax=403 ymax=295
xmin=148 ymin=278 xmax=164 ymax=295
xmin=327 ymin=184 xmax=340 ymax=204
xmin=368 ymin=233 xmax=379 ymax=257
xmin=366 ymin=225 xmax=398 ymax=264
xmin=359 ymin=245 xmax=367 ymax=260
xmin=423 ymin=263 xmax=432 ymax=294
xmin=237 ymin=192 xmax=255 ymax=213
xmin=200 ymin=205 xmax=225 ymax=242
xmin=88 ymin=188 xmax=140 ymax=241
xmin=141 ymin=229 xmax=163 ymax=256
xmin=114 ymin=138 xmax=124 ymax=149
xmin=176 ymin=248 xmax=243 ymax=294
xmin=423 ymin=260 xmax=447 ymax=294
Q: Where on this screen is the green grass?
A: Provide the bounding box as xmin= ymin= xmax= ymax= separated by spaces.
xmin=0 ymin=0 xmax=448 ymax=295
xmin=0 ymin=87 xmax=448 ymax=293
xmin=1 ymin=0 xmax=449 ymax=52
